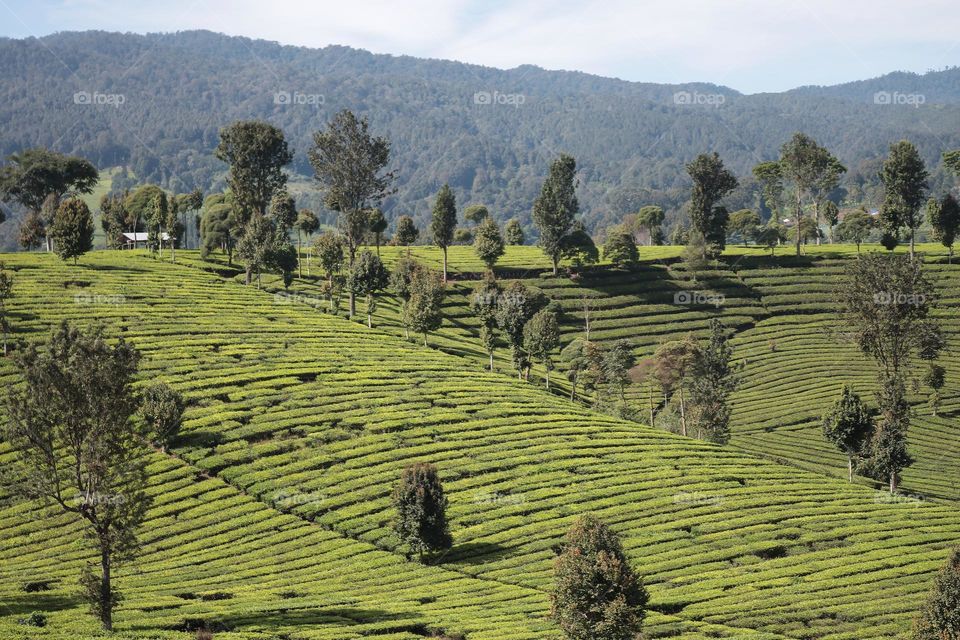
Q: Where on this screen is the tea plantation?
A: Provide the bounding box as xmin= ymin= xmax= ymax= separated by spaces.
xmin=1 ymin=249 xmax=959 ymax=639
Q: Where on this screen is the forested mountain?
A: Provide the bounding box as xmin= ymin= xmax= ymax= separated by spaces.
xmin=1 ymin=30 xmax=959 ymax=245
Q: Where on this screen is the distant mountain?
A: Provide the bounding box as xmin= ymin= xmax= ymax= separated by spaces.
xmin=0 ymin=30 xmax=958 ymax=249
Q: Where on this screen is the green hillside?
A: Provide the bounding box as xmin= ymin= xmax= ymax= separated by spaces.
xmin=1 ymin=250 xmax=959 ymax=639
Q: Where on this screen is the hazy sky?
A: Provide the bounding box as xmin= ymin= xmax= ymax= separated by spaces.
xmin=1 ymin=0 xmax=958 ymax=93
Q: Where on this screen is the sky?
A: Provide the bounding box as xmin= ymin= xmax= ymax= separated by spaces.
xmin=1 ymin=0 xmax=958 ymax=94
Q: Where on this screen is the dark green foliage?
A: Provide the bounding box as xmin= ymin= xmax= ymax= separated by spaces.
xmin=368 ymin=208 xmax=388 ymax=255
xmin=473 ymin=217 xmax=505 ymax=272
xmin=235 ymin=214 xmax=276 ymax=286
xmin=523 ymin=309 xmax=560 ymax=388
xmin=471 ymin=275 xmax=501 ymax=370
xmin=392 ymin=462 xmax=452 ymax=559
xmin=431 ymin=184 xmax=457 ymax=280
xmin=269 ymin=190 xmax=297 ymax=234
xmin=635 ymin=205 xmax=665 ymax=245
xmin=821 ymin=385 xmax=873 ymax=482
xmin=404 ymin=267 xmax=445 ymax=346
xmin=602 ymin=230 xmax=638 ymax=267
xmin=17 ymin=612 xmax=47 ymax=628
xmin=100 ymin=193 xmax=129 ymax=249
xmin=395 ymin=215 xmax=420 ymax=247
xmin=199 ymin=196 xmax=237 ymax=263
xmin=3 ymin=322 xmax=147 ymax=630
xmin=534 ymin=154 xmax=580 ymax=274
xmin=728 ymin=209 xmax=761 ymax=245
xmin=835 ymin=209 xmax=873 ymax=251
xmin=686 ymin=152 xmax=737 ymax=255
xmin=18 ymin=209 xmax=46 ymax=250
xmin=880 ymin=140 xmax=928 ymax=257
xmin=140 ymin=383 xmax=185 ymax=451
xmin=923 ymin=364 xmax=946 ymax=417
xmin=504 ymin=218 xmax=524 ymax=245
xmin=560 ymin=339 xmax=589 ymax=401
xmin=689 ymin=319 xmax=740 ymax=444
xmin=463 ymin=204 xmax=489 ymax=225
xmin=928 ymin=194 xmax=960 ymax=261
xmin=313 ymin=232 xmax=344 ymax=288
xmin=861 ymin=376 xmax=913 ymax=492
xmin=347 ymin=250 xmax=390 ymax=327
xmin=215 ymin=120 xmax=292 ymax=222
xmin=913 ymin=547 xmax=960 ymax=640
xmin=752 ymin=161 xmax=785 ymax=219
xmin=560 ymin=221 xmax=598 ymax=268
xmin=50 ymin=198 xmax=94 ymax=264
xmin=0 ymin=147 xmax=98 ymax=215
xmin=601 ymin=339 xmax=636 ymax=405
xmin=550 ymin=514 xmax=648 ymax=640
xmin=0 ymin=262 xmax=12 ymax=355
xmin=495 ymin=281 xmax=547 ymax=377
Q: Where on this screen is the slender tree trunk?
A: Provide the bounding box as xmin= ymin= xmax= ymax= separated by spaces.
xmin=423 ymin=332 xmax=428 ymax=347
xmin=545 ymin=369 xmax=550 ymax=390
xmin=367 ymin=295 xmax=373 ymax=328
xmin=297 ymin=231 xmax=302 ymax=278
xmin=552 ymin=255 xmax=559 ymax=276
xmin=815 ymin=202 xmax=822 ymax=245
xmin=100 ymin=546 xmax=112 ymax=631
xmin=890 ymin=472 xmax=897 ymax=494
xmin=245 ymin=266 xmax=252 ymax=286
xmin=848 ymin=456 xmax=853 ymax=483
xmin=795 ymin=188 xmax=802 ymax=257
xmin=442 ymin=246 xmax=448 ymax=282
xmin=489 ymin=351 xmax=494 ymax=371
xmin=376 ymin=234 xmax=381 ymax=257
xmin=910 ymin=231 xmax=916 ymax=261
xmin=648 ymin=386 xmax=655 ymax=427
xmin=679 ymin=387 xmax=687 ymax=437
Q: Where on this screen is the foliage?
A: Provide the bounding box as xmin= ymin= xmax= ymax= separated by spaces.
xmin=560 ymin=221 xmax=599 ymax=268
xmin=496 ymin=281 xmax=547 ymax=376
xmin=392 ymin=462 xmax=452 ymax=559
xmin=504 ymin=218 xmax=525 ymax=245
xmin=313 ymin=232 xmax=345 ymax=287
xmin=431 ymin=184 xmax=458 ymax=279
xmin=928 ymin=194 xmax=960 ymax=261
xmin=821 ymin=385 xmax=873 ymax=482
xmin=686 ymin=152 xmax=737 ymax=255
xmin=880 ymin=140 xmax=928 ymax=256
xmin=50 ymin=197 xmax=94 ymax=264
xmin=0 ymin=147 xmax=98 ymax=215
xmin=602 ymin=230 xmax=638 ymax=267
xmin=473 ymin=217 xmax=505 ymax=272
xmin=404 ymin=267 xmax=445 ymax=345
xmin=689 ymin=319 xmax=740 ymax=444
xmin=471 ymin=274 xmax=501 ymax=369
xmin=395 ymin=215 xmax=420 ymax=247
xmin=523 ymin=309 xmax=560 ymax=388
xmin=215 ymin=120 xmax=292 ymax=221
xmin=913 ymin=547 xmax=960 ymax=640
xmin=463 ymin=204 xmax=489 ymax=225
xmin=140 ymin=382 xmax=185 ymax=451
xmin=533 ymin=154 xmax=580 ymax=274
xmin=835 ymin=209 xmax=873 ymax=251
xmin=347 ymin=250 xmax=390 ymax=326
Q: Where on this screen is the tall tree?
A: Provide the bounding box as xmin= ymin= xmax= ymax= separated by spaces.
xmin=653 ymin=337 xmax=698 ymax=437
xmin=928 ymin=194 xmax=960 ymax=263
xmin=471 ymin=274 xmax=501 ymax=370
xmin=504 ymin=218 xmax=525 ymax=245
xmin=99 ymin=193 xmax=128 ymax=250
xmin=309 ymin=110 xmax=396 ymax=312
xmin=3 ymin=323 xmax=147 ymax=631
xmin=19 ymin=209 xmax=46 ymax=250
xmin=395 ymin=215 xmax=420 ymax=252
xmin=810 ymin=154 xmax=846 ymax=245
xmin=686 ymin=152 xmax=738 ymax=256
xmin=912 ymin=547 xmax=960 ymax=640
xmin=313 ymin=232 xmax=345 ymax=292
xmin=524 ymin=309 xmax=560 ymax=389
xmin=50 ymin=198 xmax=94 ymax=264
xmin=0 ymin=262 xmax=13 ymax=355
xmin=822 ymin=385 xmax=873 ymax=482
xmin=551 ymin=514 xmax=648 ymax=640
xmin=473 ymin=217 xmax=505 ymax=274
xmin=822 ymin=200 xmax=841 ymax=243
xmin=880 ymin=140 xmax=928 ymax=259
xmin=496 ymin=281 xmax=546 ymax=379
xmin=752 ymin=160 xmax=785 ymax=221
xmin=392 ymin=462 xmax=452 ymax=561
xmin=729 ymin=209 xmax=761 ymax=246
xmin=942 ymin=150 xmax=960 ymax=179
xmin=269 ymin=190 xmax=297 ymax=235
xmin=347 ymin=249 xmax=390 ymax=327
xmin=235 ymin=214 xmax=276 ymax=288
xmin=560 ymin=338 xmax=589 ymax=401
xmin=636 ymin=205 xmax=665 ymax=245
xmin=368 ymin=208 xmax=388 ymax=257
xmin=404 ymin=267 xmax=445 ymax=346
xmin=780 ymin=132 xmax=825 ymax=256
xmin=431 ymin=184 xmax=458 ymax=281
xmin=0 ymin=148 xmax=98 ymax=251
xmin=533 ymin=154 xmax=580 ymax=275
xmin=391 ymin=256 xmax=421 ymax=340
xmin=199 ymin=198 xmax=237 ymax=263
xmin=689 ymin=319 xmax=740 ymax=444
xmin=294 ymin=209 xmax=319 ymax=277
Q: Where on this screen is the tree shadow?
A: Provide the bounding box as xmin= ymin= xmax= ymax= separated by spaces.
xmin=1 ymin=593 xmax=83 ymax=616
xmin=151 ymin=607 xmax=408 ymax=632
xmin=439 ymin=541 xmax=512 ymax=565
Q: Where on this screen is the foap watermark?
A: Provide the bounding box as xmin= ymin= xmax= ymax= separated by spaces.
xmin=274 ymin=291 xmax=324 ymax=308
xmin=873 ymin=291 xmax=927 ymax=306
xmin=73 ymin=492 xmax=127 ymax=507
xmin=673 ymin=91 xmax=725 ymax=107
xmin=473 ymin=90 xmax=526 ymax=108
xmin=74 ymin=293 xmax=126 ymax=305
xmin=873 ymin=490 xmax=925 ymax=506
xmin=674 ymin=290 xmax=725 ymax=308
xmin=73 ymin=91 xmax=126 ymax=108
xmin=273 ymin=90 xmax=325 ymax=106
xmin=873 ymin=91 xmax=925 ymax=108
xmin=273 ymin=489 xmax=326 ymax=508
xmin=473 ymin=490 xmax=525 ymax=506
xmin=674 ymin=491 xmax=723 ymax=506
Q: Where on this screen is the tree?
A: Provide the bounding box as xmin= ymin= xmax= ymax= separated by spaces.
xmin=681 ymin=231 xmax=709 ymax=282
xmin=942 ymin=150 xmax=960 ymax=179
xmin=780 ymin=132 xmax=825 ymax=256
xmin=928 ymin=194 xmax=960 ymax=263
xmin=464 ymin=204 xmax=489 ymax=226
xmin=175 ymin=188 xmax=204 ymax=250
xmin=755 ymin=223 xmax=788 ymax=256
xmin=235 ymin=214 xmax=276 ymax=288
xmin=50 ymin=198 xmax=94 ymax=264
xmin=392 ymin=462 xmax=452 ymax=561
xmin=19 ymin=209 xmax=46 ymax=250
xmin=139 ymin=383 xmax=184 ymax=452
xmin=835 ymin=209 xmax=873 ymax=252
xmin=728 ymin=209 xmax=761 ymax=246
xmin=3 ymin=322 xmax=146 ymax=631
xmin=913 ymin=547 xmax=960 ymax=640
xmin=215 ymin=121 xmax=292 ymax=223
xmin=395 ymin=215 xmax=420 ymax=251
xmin=533 ymin=154 xmax=580 ymax=275
xmin=837 ymin=253 xmax=941 ymax=492
xmin=100 ymin=193 xmax=128 ymax=249
xmin=923 ymin=364 xmax=946 ymax=417
xmin=473 ymin=217 xmax=505 ymax=274
xmin=603 ymin=339 xmax=636 ymax=405
xmin=0 ymin=262 xmax=13 ymax=355
xmin=0 ymin=148 xmax=99 ymax=251
xmin=471 ymin=275 xmax=501 ymax=370
xmin=313 ymin=232 xmax=344 ymax=292
xmin=880 ymin=140 xmax=928 ymax=259
xmin=810 ymin=155 xmax=846 ymax=245
xmin=686 ymin=152 xmax=738 ymax=256
xmin=309 ymin=110 xmax=396 ymax=311
xmin=561 ymin=221 xmax=599 ymax=269
xmin=164 ymin=197 xmax=184 ymax=263
xmin=269 ymin=190 xmax=297 ymax=235
xmin=294 ymin=209 xmax=320 ymax=277
xmin=268 ymin=241 xmax=299 ymax=290
xmin=822 ymin=201 xmax=841 ymax=243
xmin=496 ymin=282 xmax=546 ymax=378
xmin=505 ymin=218 xmax=525 ymax=245
xmin=653 ymin=337 xmax=698 ymax=436
xmin=391 ymin=256 xmax=421 ymax=340
xmin=752 ymin=160 xmax=785 ymax=221
xmin=636 ymin=205 xmax=665 ymax=245
xmin=689 ymin=319 xmax=740 ymax=444
xmin=199 ymin=198 xmax=237 ymax=263
xmin=347 ymin=250 xmax=390 ymax=327
xmin=822 ymin=385 xmax=873 ymax=482
xmin=524 ymin=310 xmax=560 ymax=388
xmin=404 ymin=267 xmax=445 ymax=346
xmin=551 ymin=514 xmax=648 ymax=640
xmin=430 ymin=184 xmax=458 ymax=281
xmin=603 ymin=230 xmax=638 ymax=267
xmin=125 ymin=185 xmax=165 ymax=246
xmin=561 ymin=339 xmax=589 ymax=401
xmin=791 ymin=216 xmax=821 ymax=247
xmin=368 ymin=208 xmax=388 ymax=256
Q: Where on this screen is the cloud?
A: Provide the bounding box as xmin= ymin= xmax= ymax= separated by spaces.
xmin=3 ymin=0 xmax=958 ymax=92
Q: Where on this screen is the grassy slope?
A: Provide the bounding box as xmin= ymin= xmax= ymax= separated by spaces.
xmin=0 ymin=250 xmax=958 ymax=639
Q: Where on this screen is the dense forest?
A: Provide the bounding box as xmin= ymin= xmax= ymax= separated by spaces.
xmin=1 ymin=30 xmax=959 ymax=249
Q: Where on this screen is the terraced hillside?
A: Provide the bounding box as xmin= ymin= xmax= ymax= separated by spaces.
xmin=1 ymin=251 xmax=959 ymax=639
